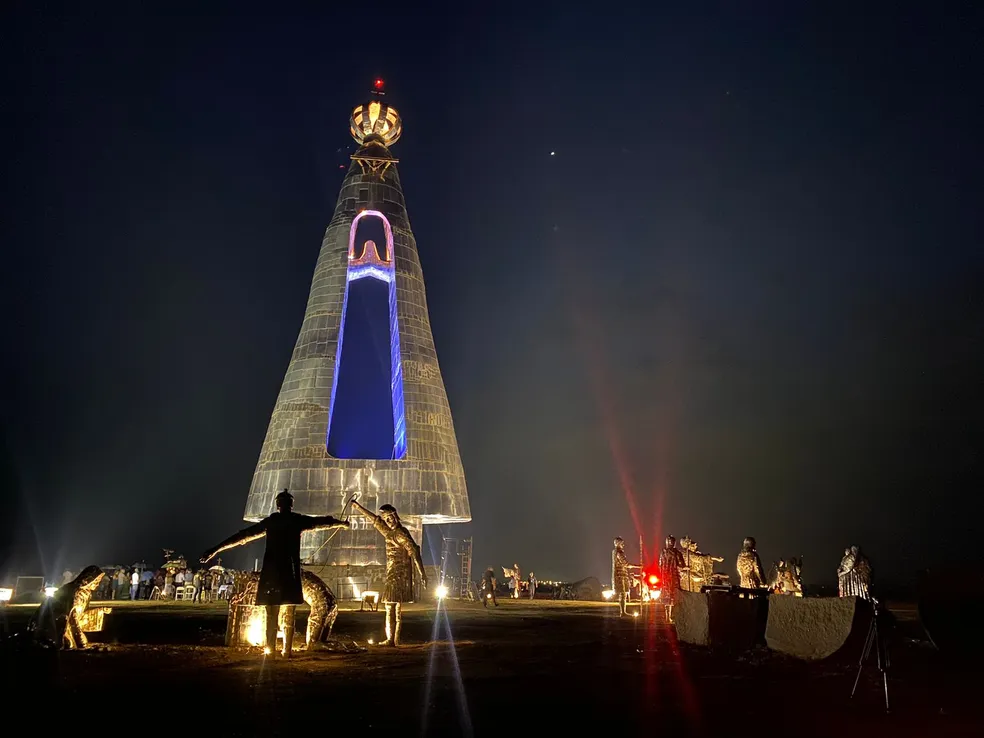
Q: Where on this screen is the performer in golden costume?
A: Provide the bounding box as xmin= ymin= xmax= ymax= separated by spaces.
xmin=736 ymin=536 xmax=766 ymax=590
xmin=680 ymin=536 xmax=725 ymax=592
xmin=201 ymin=489 xmax=348 ymax=656
xmin=659 ymin=535 xmax=687 ymax=623
xmin=837 ymin=545 xmax=872 ymax=600
xmin=352 ymin=500 xmax=427 ymax=646
xmin=611 ymin=536 xmax=640 ymax=616
xmin=28 ymin=565 xmax=105 ymax=649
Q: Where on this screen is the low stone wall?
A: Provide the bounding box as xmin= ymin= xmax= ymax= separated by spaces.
xmin=765 ymin=595 xmax=864 ymax=660
xmin=677 ymin=591 xmax=871 ymax=660
xmin=675 ymin=590 xmax=768 ymax=649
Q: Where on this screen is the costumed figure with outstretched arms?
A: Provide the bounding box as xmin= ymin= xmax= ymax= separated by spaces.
xmin=680 ymin=536 xmax=725 ymax=592
xmin=200 ymin=489 xmax=348 ymax=656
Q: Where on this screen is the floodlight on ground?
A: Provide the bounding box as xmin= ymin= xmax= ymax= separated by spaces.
xmin=436 ymin=584 xmax=448 ymax=599
xmin=44 ymin=587 xmax=57 ymax=598
xmin=602 ymin=589 xmax=615 ymax=600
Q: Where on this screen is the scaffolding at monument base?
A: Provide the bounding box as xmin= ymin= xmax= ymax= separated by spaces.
xmin=439 ymin=536 xmax=474 ymax=600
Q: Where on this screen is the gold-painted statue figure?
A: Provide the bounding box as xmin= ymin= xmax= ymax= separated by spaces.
xmin=768 ymin=556 xmax=804 ymax=596
xmin=837 ymin=546 xmax=872 ymax=600
xmin=232 ymin=569 xmax=339 ymax=647
xmin=736 ymin=536 xmax=766 ymax=590
xmin=352 ymin=501 xmax=427 ymax=646
xmin=659 ymin=535 xmax=687 ymax=623
xmin=502 ymin=564 xmax=522 ymax=599
xmin=679 ymin=536 xmax=725 ymax=592
xmin=201 ymin=489 xmax=348 ymax=656
xmin=611 ymin=536 xmax=640 ymax=616
xmin=28 ymin=565 xmax=105 ymax=649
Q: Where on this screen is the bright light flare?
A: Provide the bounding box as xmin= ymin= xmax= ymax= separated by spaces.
xmin=245 ymin=609 xmax=284 ymax=648
xmin=633 ymin=611 xmax=640 ymax=617
xmin=374 ymin=78 xmax=384 ymax=89
xmin=436 ymin=585 xmax=449 ymax=600
xmin=486 ymin=593 xmax=492 ymax=600
xmin=602 ymin=589 xmax=615 ymax=600
xmin=648 ymin=574 xmax=659 ymax=586
xmin=44 ymin=587 xmax=57 ymax=598
xmin=0 ymin=588 xmax=12 ymax=602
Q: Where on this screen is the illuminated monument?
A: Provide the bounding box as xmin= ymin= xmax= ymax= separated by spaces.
xmin=243 ymin=80 xmax=469 ymax=594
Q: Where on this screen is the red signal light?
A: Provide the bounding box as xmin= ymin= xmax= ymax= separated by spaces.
xmin=648 ymin=574 xmax=658 ymax=585
xmin=373 ymin=78 xmax=384 ymax=89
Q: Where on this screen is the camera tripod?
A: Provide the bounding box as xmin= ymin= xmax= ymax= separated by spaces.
xmin=850 ymin=597 xmax=890 ymax=712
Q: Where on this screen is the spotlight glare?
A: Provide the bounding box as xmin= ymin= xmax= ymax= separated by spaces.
xmin=44 ymin=587 xmax=57 ymax=598
xmin=436 ymin=584 xmax=449 ymax=600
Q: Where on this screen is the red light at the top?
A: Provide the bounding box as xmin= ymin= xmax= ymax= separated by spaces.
xmin=373 ymin=78 xmax=384 ymax=90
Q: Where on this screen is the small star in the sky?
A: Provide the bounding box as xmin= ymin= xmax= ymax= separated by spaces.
xmin=549 ymin=151 xmax=556 ymax=156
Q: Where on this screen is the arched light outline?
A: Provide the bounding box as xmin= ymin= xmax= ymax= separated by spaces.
xmin=326 ymin=209 xmax=407 ymax=460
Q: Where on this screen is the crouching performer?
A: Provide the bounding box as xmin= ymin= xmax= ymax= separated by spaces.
xmin=352 ymin=501 xmax=428 ymax=646
xmin=612 ymin=537 xmax=640 ymax=616
xmin=28 ymin=565 xmax=105 ymax=649
xmin=201 ymin=489 xmax=348 ymax=657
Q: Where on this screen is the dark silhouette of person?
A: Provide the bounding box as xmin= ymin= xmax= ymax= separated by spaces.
xmin=200 ymin=489 xmax=348 ymax=655
xmin=481 ymin=567 xmax=498 ymax=607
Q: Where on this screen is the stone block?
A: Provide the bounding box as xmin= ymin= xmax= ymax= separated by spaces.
xmin=765 ymin=595 xmax=865 ymax=660
xmin=675 ymin=589 xmax=768 ymax=649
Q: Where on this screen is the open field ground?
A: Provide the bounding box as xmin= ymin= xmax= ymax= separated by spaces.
xmin=1 ymin=598 xmax=980 ymax=736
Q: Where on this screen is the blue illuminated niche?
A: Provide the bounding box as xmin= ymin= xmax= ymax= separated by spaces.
xmin=326 ymin=210 xmax=407 ymax=460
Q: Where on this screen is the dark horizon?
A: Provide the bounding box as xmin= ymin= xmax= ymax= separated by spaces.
xmin=2 ymin=4 xmax=981 ymax=589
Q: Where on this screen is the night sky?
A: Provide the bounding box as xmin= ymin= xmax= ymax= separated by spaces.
xmin=2 ymin=4 xmax=981 ymax=588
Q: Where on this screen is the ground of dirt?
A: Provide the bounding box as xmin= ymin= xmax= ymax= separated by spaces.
xmin=1 ymin=598 xmax=980 ymax=736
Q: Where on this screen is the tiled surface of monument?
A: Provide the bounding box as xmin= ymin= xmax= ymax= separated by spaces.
xmin=244 ymin=87 xmax=469 ymax=565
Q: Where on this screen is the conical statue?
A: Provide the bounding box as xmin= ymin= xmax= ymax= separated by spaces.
xmin=243 ymin=81 xmax=470 ymax=571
